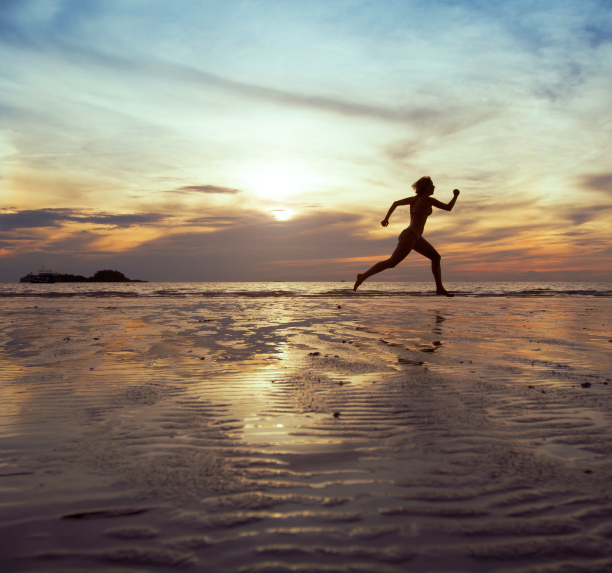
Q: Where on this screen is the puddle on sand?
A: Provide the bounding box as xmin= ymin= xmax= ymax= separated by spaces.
xmin=241 ymin=412 xmax=330 ymax=444
xmin=533 ymin=441 xmax=595 ymax=460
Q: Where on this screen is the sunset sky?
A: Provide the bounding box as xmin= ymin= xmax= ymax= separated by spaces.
xmin=1 ymin=0 xmax=611 ymax=282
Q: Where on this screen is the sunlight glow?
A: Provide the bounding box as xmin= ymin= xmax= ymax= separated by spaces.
xmin=250 ymin=165 xmax=300 ymax=201
xmin=270 ymin=208 xmax=294 ymax=221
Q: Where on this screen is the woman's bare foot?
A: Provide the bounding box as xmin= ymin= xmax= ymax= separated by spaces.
xmin=436 ymin=288 xmax=454 ymax=297
xmin=353 ymin=274 xmax=366 ymax=291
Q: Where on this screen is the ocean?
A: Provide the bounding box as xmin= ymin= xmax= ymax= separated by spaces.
xmin=2 ymin=280 xmax=612 ymax=298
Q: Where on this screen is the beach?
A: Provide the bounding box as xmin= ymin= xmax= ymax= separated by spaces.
xmin=1 ymin=282 xmax=612 ymax=572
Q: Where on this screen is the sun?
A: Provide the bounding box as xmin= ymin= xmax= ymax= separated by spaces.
xmin=250 ymin=164 xmax=300 ymax=201
xmin=269 ymin=208 xmax=294 ymax=221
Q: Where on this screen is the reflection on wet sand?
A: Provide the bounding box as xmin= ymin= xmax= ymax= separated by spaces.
xmin=1 ymin=296 xmax=612 ymax=571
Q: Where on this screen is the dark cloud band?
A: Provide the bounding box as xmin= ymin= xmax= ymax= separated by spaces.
xmin=0 ymin=209 xmax=166 ymax=231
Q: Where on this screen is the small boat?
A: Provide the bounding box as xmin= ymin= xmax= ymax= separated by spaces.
xmin=19 ymin=268 xmax=62 ymax=283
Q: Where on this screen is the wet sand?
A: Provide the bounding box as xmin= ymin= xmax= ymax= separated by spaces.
xmin=1 ymin=295 xmax=612 ymax=572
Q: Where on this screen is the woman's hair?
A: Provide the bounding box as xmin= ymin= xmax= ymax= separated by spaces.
xmin=411 ymin=176 xmax=433 ymax=195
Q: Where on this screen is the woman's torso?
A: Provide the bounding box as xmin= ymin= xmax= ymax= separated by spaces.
xmin=407 ymin=196 xmax=432 ymax=237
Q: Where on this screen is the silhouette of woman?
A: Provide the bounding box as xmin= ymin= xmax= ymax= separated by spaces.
xmin=353 ymin=176 xmax=460 ymax=295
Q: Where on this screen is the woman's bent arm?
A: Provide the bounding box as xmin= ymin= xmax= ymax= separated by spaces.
xmin=381 ymin=197 xmax=413 ymax=227
xmin=430 ymin=189 xmax=460 ymax=212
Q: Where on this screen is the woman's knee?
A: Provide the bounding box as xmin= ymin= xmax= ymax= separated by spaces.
xmin=430 ymin=252 xmax=441 ymax=264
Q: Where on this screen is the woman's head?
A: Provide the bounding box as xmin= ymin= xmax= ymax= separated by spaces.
xmin=411 ymin=176 xmax=434 ymax=195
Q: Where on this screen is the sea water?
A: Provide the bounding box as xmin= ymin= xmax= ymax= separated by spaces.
xmin=2 ymin=280 xmax=611 ymax=298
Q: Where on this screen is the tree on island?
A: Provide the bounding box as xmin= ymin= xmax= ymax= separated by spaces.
xmin=56 ymin=273 xmax=89 ymax=282
xmin=91 ymin=269 xmax=131 ymax=282
xmin=56 ymin=270 xmax=146 ymax=282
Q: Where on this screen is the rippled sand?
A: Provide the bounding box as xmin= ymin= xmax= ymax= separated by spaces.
xmin=1 ymin=295 xmax=612 ymax=572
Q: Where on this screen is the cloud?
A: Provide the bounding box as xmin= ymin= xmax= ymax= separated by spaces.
xmin=582 ymin=173 xmax=612 ymax=194
xmin=2 ymin=202 xmax=611 ymax=283
xmin=584 ymin=25 xmax=612 ymax=49
xmin=171 ymin=185 xmax=242 ymax=195
xmin=108 ymin=210 xmax=378 ymax=281
xmin=77 ymin=212 xmax=167 ymax=228
xmin=430 ymin=224 xmax=535 ymax=245
xmin=0 ymin=209 xmax=64 ymax=230
xmin=0 ymin=208 xmax=167 ymax=231
xmin=157 ymin=59 xmax=437 ymax=126
xmin=385 ymin=140 xmax=421 ymax=163
xmin=11 ymin=40 xmax=476 ymax=130
xmin=564 ymin=204 xmax=612 ymax=226
xmin=184 ymin=216 xmax=244 ymax=226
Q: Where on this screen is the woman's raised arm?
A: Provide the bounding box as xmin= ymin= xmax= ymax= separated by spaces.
xmin=430 ymin=189 xmax=460 ymax=212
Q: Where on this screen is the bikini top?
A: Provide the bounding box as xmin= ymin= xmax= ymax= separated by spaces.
xmin=410 ymin=197 xmax=433 ymax=218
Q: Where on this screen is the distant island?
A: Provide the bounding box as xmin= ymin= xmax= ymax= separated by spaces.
xmin=20 ymin=269 xmax=147 ymax=283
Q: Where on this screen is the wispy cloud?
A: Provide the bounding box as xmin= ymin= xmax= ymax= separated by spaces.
xmin=582 ymin=172 xmax=612 ymax=194
xmin=33 ymin=44 xmax=459 ymax=128
xmin=184 ymin=216 xmax=244 ymax=226
xmin=563 ymin=204 xmax=612 ymax=226
xmin=584 ymin=25 xmax=612 ymax=49
xmin=170 ymin=185 xmax=242 ymax=195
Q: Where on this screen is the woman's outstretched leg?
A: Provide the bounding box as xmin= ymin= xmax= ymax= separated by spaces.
xmin=413 ymin=237 xmax=453 ymax=296
xmin=353 ymin=236 xmax=415 ymax=291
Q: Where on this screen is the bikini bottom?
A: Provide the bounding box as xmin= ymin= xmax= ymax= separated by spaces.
xmin=398 ymin=228 xmax=421 ymax=243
